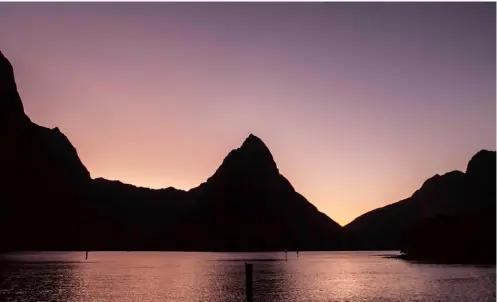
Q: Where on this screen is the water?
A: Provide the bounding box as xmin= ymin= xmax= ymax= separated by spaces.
xmin=0 ymin=251 xmax=494 ymax=301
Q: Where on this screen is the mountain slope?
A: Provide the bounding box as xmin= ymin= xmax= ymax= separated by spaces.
xmin=2 ymin=49 xmax=493 ymax=252
xmin=174 ymin=134 xmax=343 ymax=251
xmin=343 ymin=150 xmax=496 ymax=250
xmin=0 ymin=50 xmax=342 ymax=251
xmin=0 ymin=50 xmax=92 ymax=250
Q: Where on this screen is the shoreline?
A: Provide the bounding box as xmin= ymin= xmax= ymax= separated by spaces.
xmin=386 ymin=254 xmax=496 ymax=266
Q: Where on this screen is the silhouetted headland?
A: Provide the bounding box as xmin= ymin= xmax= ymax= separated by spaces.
xmin=0 ymin=50 xmax=495 ymax=260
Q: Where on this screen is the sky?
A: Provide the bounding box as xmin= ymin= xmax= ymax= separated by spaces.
xmin=0 ymin=3 xmax=495 ymax=226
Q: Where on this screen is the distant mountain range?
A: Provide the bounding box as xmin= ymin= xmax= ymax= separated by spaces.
xmin=0 ymin=50 xmax=495 ymax=253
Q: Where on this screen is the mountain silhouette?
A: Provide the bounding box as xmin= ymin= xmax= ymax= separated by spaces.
xmin=87 ymin=133 xmax=344 ymax=251
xmin=173 ymin=134 xmax=343 ymax=251
xmin=343 ymin=150 xmax=496 ymax=250
xmin=0 ymin=51 xmax=342 ymax=251
xmin=0 ymin=50 xmax=494 ymax=254
xmin=0 ymin=50 xmax=92 ymax=250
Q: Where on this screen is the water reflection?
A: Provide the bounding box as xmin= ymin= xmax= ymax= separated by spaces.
xmin=0 ymin=252 xmax=78 ymax=302
xmin=204 ymin=252 xmax=299 ymax=301
xmin=0 ymin=251 xmax=494 ymax=302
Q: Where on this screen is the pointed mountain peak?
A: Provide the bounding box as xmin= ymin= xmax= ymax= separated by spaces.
xmin=240 ymin=133 xmax=268 ymax=150
xmin=238 ymin=133 xmax=275 ymax=163
xmin=208 ymin=133 xmax=279 ymax=181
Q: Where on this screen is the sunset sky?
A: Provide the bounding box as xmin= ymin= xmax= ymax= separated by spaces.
xmin=0 ymin=3 xmax=495 ymax=225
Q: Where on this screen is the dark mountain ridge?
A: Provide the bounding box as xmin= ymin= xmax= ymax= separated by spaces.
xmin=1 ymin=50 xmax=494 ymax=252
xmin=0 ymin=51 xmax=92 ymax=250
xmin=0 ymin=50 xmax=342 ymax=251
xmin=343 ymin=149 xmax=496 ymax=250
xmin=173 ymin=134 xmax=343 ymax=251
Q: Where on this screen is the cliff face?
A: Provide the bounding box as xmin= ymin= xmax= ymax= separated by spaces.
xmin=0 ymin=51 xmax=92 ymax=250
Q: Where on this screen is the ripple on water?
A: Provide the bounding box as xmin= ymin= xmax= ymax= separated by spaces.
xmin=0 ymin=251 xmax=494 ymax=302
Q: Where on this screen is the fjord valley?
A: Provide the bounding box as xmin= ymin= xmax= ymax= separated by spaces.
xmin=1 ymin=3 xmax=496 ymax=301
xmin=0 ymin=50 xmax=495 ymax=261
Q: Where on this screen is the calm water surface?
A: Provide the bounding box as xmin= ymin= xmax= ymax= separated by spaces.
xmin=0 ymin=251 xmax=495 ymax=301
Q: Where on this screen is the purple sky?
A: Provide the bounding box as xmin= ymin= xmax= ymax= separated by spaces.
xmin=0 ymin=3 xmax=495 ymax=225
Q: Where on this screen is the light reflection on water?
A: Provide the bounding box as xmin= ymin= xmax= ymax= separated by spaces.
xmin=0 ymin=251 xmax=495 ymax=301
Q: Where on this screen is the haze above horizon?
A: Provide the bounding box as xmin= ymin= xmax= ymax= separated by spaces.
xmin=0 ymin=2 xmax=495 ymax=225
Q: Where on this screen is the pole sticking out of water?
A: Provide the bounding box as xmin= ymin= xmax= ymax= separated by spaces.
xmin=85 ymin=250 xmax=89 ymax=260
xmin=245 ymin=263 xmax=253 ymax=302
xmin=285 ymin=249 xmax=287 ymax=261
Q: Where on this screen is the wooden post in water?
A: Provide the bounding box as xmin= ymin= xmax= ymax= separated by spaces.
xmin=85 ymin=250 xmax=89 ymax=260
xmin=245 ymin=263 xmax=253 ymax=302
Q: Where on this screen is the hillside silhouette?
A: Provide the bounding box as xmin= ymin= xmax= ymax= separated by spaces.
xmin=343 ymin=150 xmax=496 ymax=251
xmin=0 ymin=50 xmax=494 ymax=255
xmin=172 ymin=134 xmax=343 ymax=251
xmin=0 ymin=50 xmax=92 ymax=250
xmin=0 ymin=50 xmax=343 ymax=251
